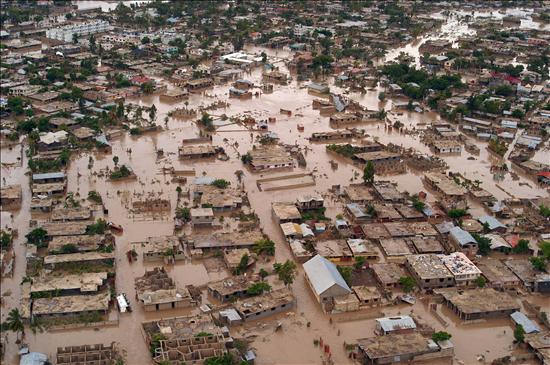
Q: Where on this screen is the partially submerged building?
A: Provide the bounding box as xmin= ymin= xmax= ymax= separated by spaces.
xmin=303 ymin=255 xmax=351 ymax=308
xmin=234 ymin=288 xmax=295 ymax=321
xmin=135 ymin=267 xmax=194 ymax=311
xmin=357 ymin=332 xmax=453 ymax=365
xmin=406 ymin=254 xmax=454 ymax=289
xmin=32 ymin=291 xmax=111 ymax=319
xmin=435 ymin=287 xmax=519 ymax=320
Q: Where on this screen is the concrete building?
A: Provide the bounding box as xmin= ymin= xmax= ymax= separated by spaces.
xmin=357 ymin=332 xmax=453 ymax=365
xmin=440 ymin=252 xmax=482 ymax=286
xmin=207 ymin=276 xmax=250 ymax=303
xmin=372 ymin=263 xmax=407 ymax=289
xmin=303 ymin=255 xmax=351 ymax=307
xmin=234 ymin=288 xmax=295 ymax=321
xmin=56 ymin=343 xmax=120 ymax=365
xmin=0 ymin=184 xmax=22 ymax=209
xmin=135 ymin=267 xmax=194 ymax=311
xmin=190 ymin=207 xmax=215 ymax=227
xmin=435 ymin=287 xmax=519 ymax=320
xmin=406 ymin=254 xmax=454 ymax=289
xmin=272 ymin=202 xmax=301 ymax=223
xmin=46 ymin=21 xmax=113 ymax=42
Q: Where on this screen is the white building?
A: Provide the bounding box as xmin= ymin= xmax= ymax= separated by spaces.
xmin=439 ymin=252 xmax=482 ymax=286
xmin=46 ymin=21 xmax=113 ymax=43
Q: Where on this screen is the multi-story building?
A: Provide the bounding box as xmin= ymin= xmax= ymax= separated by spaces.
xmin=46 ymin=21 xmax=113 ymax=42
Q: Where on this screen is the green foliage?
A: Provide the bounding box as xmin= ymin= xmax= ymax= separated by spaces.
xmin=540 ymin=205 xmax=550 ymax=218
xmin=273 ymin=260 xmax=297 ymax=285
xmin=26 ymin=228 xmax=48 ymax=248
xmin=540 ymin=241 xmax=550 ymax=260
xmin=200 ymin=112 xmax=213 ymax=127
xmin=110 ymin=165 xmax=132 ymax=179
xmin=247 ymin=281 xmax=271 ymax=296
xmin=512 ymin=239 xmax=530 ymax=254
xmin=488 ymin=138 xmax=508 ymax=156
xmin=378 ymin=92 xmax=385 ymax=101
xmin=7 ymin=96 xmax=26 ymax=115
xmin=253 ymin=238 xmax=275 ymax=256
xmin=474 ymin=276 xmax=486 ymax=288
xmin=88 ymin=191 xmax=103 ymax=204
xmin=60 ymin=244 xmax=78 ymax=254
xmin=432 ymin=331 xmax=452 ymax=342
xmin=363 ymin=161 xmax=375 ymax=184
xmin=5 ymin=308 xmax=24 ymax=335
xmin=326 ymin=144 xmax=363 ymax=158
xmin=234 ymin=253 xmax=250 ymax=275
xmin=176 ymin=207 xmax=191 ymax=221
xmin=399 ymin=276 xmax=416 ymax=292
xmin=472 ymin=233 xmax=491 ymax=256
xmin=448 ymin=208 xmax=467 ymax=218
xmin=86 ymin=219 xmax=107 ymax=235
xmin=337 ymin=266 xmax=352 ymax=286
xmin=141 ymin=81 xmax=155 ymax=94
xmin=514 ymin=324 xmax=525 ymax=343
xmin=259 ymin=268 xmax=269 ymax=280
xmin=0 ymin=231 xmax=12 ymax=249
xmin=354 ymin=256 xmax=366 ymax=270
xmin=211 ymin=179 xmax=230 ymax=189
xmin=149 ymin=333 xmax=167 ymax=355
xmin=241 ymin=152 xmax=253 ymax=164
xmin=530 ymin=256 xmax=546 ymax=272
xmin=411 ymin=194 xmax=425 ymax=212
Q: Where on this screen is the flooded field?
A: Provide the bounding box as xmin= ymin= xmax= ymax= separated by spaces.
xmin=1 ymin=6 xmax=549 ymax=365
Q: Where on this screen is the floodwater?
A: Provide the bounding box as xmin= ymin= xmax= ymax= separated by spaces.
xmin=1 ymin=10 xmax=549 ymax=365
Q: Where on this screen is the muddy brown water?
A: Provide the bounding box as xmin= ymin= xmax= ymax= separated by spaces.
xmin=2 ymin=14 xmax=550 ymax=365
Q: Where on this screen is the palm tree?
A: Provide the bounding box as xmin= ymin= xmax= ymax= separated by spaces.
xmin=6 ymin=308 xmax=24 ymax=340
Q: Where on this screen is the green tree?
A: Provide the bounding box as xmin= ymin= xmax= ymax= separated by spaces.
xmin=530 ymin=256 xmax=546 ymax=272
xmin=211 ymin=179 xmax=230 ymax=189
xmin=539 ymin=241 xmax=550 ymax=260
xmin=5 ymin=308 xmax=24 ymax=339
xmin=234 ymin=253 xmax=250 ymax=275
xmin=354 ymin=256 xmax=366 ymax=270
xmin=141 ymin=81 xmax=155 ymax=94
xmin=363 ymin=161 xmax=375 ymax=184
xmin=432 ymin=331 xmax=452 ymax=342
xmin=378 ymin=92 xmax=386 ymax=101
xmin=474 ymin=276 xmax=486 ymax=288
xmin=259 ymin=268 xmax=269 ymax=280
xmin=89 ymin=34 xmax=96 ymax=53
xmin=512 ymin=239 xmax=530 ymax=254
xmin=399 ymin=276 xmax=416 ymax=292
xmin=273 ymin=260 xmax=297 ymax=286
xmin=246 ymin=281 xmax=271 ymax=296
xmin=113 ymin=155 xmax=119 ymax=167
xmin=514 ymin=324 xmax=525 ymax=343
xmin=472 ymin=233 xmax=491 ymax=256
xmin=1 ymin=231 xmax=12 ymax=249
xmin=141 ymin=36 xmax=150 ymax=44
xmin=26 ymin=228 xmax=48 ymax=248
xmin=253 ymin=239 xmax=275 ymax=256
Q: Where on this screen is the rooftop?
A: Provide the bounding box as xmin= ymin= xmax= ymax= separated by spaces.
xmin=272 ymin=202 xmax=301 ymax=221
xmin=435 ymin=288 xmax=519 ymax=314
xmin=357 ymin=332 xmax=437 ymax=360
xmin=32 ymin=291 xmax=110 ymax=316
xmin=303 ymin=255 xmax=351 ymax=296
xmin=407 ymin=254 xmax=453 ymax=279
xmin=31 ymin=272 xmax=108 ymax=293
xmin=440 ymin=252 xmax=482 ymax=277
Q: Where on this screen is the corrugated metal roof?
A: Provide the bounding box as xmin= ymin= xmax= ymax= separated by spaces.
xmin=32 ymin=172 xmax=65 ymax=180
xmin=303 ymin=255 xmax=351 ymax=296
xmin=376 ymin=315 xmax=416 ymax=333
xmin=477 ymin=216 xmax=506 ymax=230
xmin=449 ymin=226 xmax=476 ymax=246
xmin=510 ymin=311 xmax=540 ymax=334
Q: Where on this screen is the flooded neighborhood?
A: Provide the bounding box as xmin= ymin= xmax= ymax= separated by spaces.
xmin=0 ymin=1 xmax=549 ymax=365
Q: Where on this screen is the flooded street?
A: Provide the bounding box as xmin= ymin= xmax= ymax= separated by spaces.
xmin=1 ymin=4 xmax=549 ymax=365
